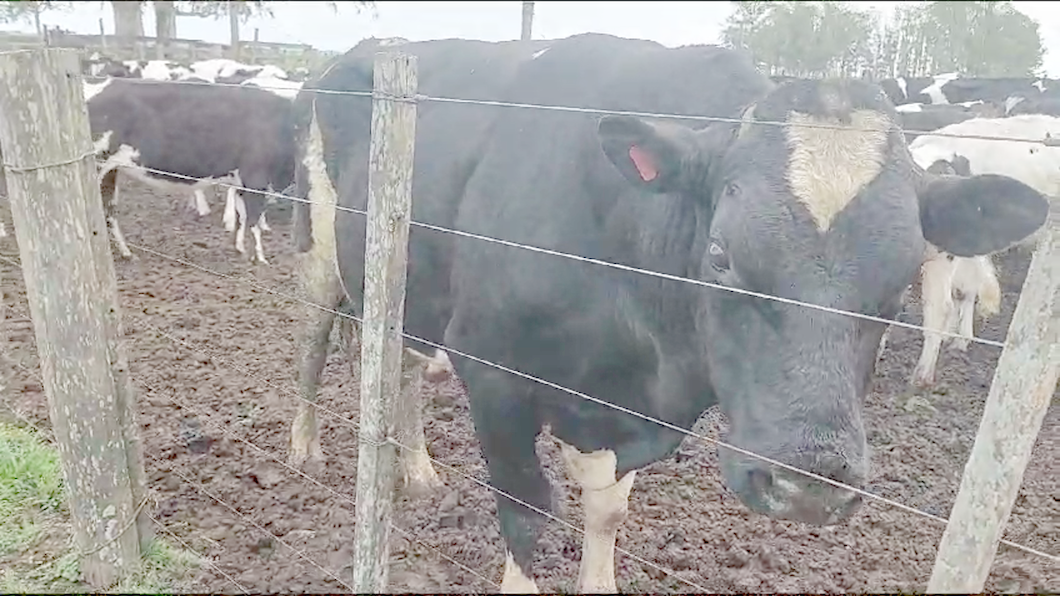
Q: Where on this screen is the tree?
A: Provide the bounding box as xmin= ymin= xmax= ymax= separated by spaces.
xmin=110 ymin=0 xmax=144 ymax=37
xmin=722 ymin=1 xmax=876 ymax=78
xmin=0 ymin=1 xmax=74 ymax=37
xmin=873 ymin=1 xmax=1043 ymax=77
xmin=173 ymin=1 xmax=374 ymax=59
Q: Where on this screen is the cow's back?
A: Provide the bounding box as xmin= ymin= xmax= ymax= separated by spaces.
xmin=315 ymin=38 xmax=550 ymax=351
xmin=90 ymin=79 xmax=295 ymax=184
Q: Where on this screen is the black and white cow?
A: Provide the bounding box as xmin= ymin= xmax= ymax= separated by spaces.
xmin=902 ymin=114 xmax=1060 ymax=387
xmin=287 ymin=37 xmax=550 ymax=494
xmin=881 ymin=73 xmax=1057 ymax=106
xmin=893 ymin=101 xmax=1005 ymax=143
xmin=321 ymin=34 xmax=1049 ymax=592
xmin=87 ymin=77 xmax=296 ymax=264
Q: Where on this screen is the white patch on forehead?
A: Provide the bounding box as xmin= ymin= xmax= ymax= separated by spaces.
xmin=532 ymin=47 xmax=550 ymax=60
xmin=784 ymin=109 xmax=891 ymax=232
xmin=895 ymin=102 xmax=922 ymax=113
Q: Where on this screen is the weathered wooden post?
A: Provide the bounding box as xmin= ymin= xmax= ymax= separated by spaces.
xmin=927 ymin=205 xmax=1059 ymax=592
xmin=521 ymin=1 xmax=535 ymax=41
xmin=0 ymin=48 xmax=150 ymax=588
xmin=351 ymin=51 xmax=418 ymax=593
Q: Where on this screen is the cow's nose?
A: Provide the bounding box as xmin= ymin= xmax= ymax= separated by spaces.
xmin=744 ymin=454 xmax=865 ymax=525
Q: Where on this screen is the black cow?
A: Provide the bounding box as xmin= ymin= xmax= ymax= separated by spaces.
xmin=320 ymin=34 xmax=1049 ymax=592
xmin=288 ymin=37 xmax=551 ymax=493
xmin=88 ymin=78 xmax=295 ymax=264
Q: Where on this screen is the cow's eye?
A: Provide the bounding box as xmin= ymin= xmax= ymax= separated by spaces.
xmin=708 ymin=240 xmax=730 ymax=272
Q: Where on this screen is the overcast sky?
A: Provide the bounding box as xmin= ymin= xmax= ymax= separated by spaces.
xmin=14 ymin=1 xmax=1060 ymax=77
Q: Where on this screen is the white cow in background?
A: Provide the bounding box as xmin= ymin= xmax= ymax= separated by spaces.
xmin=897 ymin=115 xmax=1060 ymax=387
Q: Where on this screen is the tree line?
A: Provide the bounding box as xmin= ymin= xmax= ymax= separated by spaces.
xmin=0 ymin=1 xmax=373 ymax=59
xmin=722 ymin=1 xmax=1045 ymax=79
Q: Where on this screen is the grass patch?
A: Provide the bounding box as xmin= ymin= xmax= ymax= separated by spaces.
xmin=0 ymin=421 xmax=64 ymax=555
xmin=0 ymin=420 xmax=198 ymax=592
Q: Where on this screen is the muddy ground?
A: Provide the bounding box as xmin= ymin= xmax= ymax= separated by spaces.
xmin=1 ymin=179 xmax=1056 ymax=593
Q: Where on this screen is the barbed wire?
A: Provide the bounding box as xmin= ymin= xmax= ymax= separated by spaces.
xmin=145 ymin=452 xmax=357 ymax=591
xmin=4 ymin=205 xmax=1058 ymax=566
xmin=3 ymin=229 xmax=1058 ymax=589
xmin=132 ymin=368 xmax=501 ymax=590
xmin=119 ymin=287 xmax=708 ymax=590
xmin=144 ymin=513 xmax=251 ymax=594
xmin=0 ymin=295 xmax=499 ymax=589
xmin=100 ymin=74 xmax=1060 ymax=146
xmin=118 ymin=240 xmax=1060 ymax=566
xmin=118 ymin=163 xmax=1011 ymax=350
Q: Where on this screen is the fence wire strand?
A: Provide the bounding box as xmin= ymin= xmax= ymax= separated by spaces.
xmin=120 ymin=262 xmax=706 ymax=589
xmin=133 ymin=368 xmax=501 ymax=590
xmin=144 ymin=514 xmax=252 ymax=595
xmin=146 ymin=451 xmax=357 ymax=591
xmin=0 ymin=390 xmax=252 ymax=595
xmin=118 ymin=241 xmax=1060 ymax=566
xmin=116 ymin=163 xmax=1009 ymax=350
xmin=1 ymin=290 xmax=501 ymax=589
xmin=2 ymin=59 xmax=1057 ymax=588
xmin=5 ymin=218 xmax=1060 ymax=568
xmin=104 ymin=74 xmax=1060 ymax=146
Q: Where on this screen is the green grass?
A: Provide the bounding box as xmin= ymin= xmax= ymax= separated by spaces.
xmin=0 ymin=420 xmax=198 ymax=592
xmin=0 ymin=421 xmax=64 ymax=554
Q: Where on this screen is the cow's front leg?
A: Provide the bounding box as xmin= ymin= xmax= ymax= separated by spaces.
xmin=559 ymin=441 xmax=636 ymax=594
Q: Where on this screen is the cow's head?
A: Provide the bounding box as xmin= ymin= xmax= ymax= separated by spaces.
xmin=597 ymin=79 xmax=1048 ymax=526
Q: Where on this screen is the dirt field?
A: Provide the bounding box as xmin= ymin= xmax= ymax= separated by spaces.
xmin=1 ymin=179 xmax=1057 ymax=593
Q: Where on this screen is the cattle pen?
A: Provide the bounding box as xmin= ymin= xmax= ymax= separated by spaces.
xmin=0 ymin=45 xmax=1056 ymax=592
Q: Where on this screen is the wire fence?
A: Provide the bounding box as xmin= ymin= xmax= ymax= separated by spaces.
xmin=106 ymin=74 xmax=1060 ymax=147
xmin=1 ymin=55 xmax=1058 ymax=592
xmin=3 ymin=233 xmax=1057 ymax=593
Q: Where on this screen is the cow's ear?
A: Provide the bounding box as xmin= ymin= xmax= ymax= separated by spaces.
xmin=598 ymin=116 xmax=697 ymax=194
xmin=917 ymin=173 xmax=1049 ymax=257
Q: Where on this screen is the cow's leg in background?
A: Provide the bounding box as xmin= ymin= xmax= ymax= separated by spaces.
xmin=233 ymin=193 xmax=249 ymax=258
xmin=238 ymin=189 xmax=269 ymax=264
xmin=223 ymin=171 xmax=243 ymax=233
xmin=192 ymin=188 xmax=211 ymax=217
xmin=100 ymin=168 xmax=134 ymax=259
xmin=223 ymin=186 xmax=239 ymax=232
xmin=557 ymin=441 xmax=636 ymax=594
xmin=912 ymin=254 xmax=957 ymax=387
xmin=289 ymin=240 xmax=343 ymax=466
xmin=395 ymin=348 xmax=447 ymax=498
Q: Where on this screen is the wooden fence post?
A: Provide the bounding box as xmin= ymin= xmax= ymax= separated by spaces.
xmin=351 ymin=51 xmax=418 ymax=593
xmin=0 ymin=48 xmax=149 ymax=588
xmin=927 ymin=207 xmax=1059 ymax=592
xmin=521 ymin=1 xmax=535 ymax=41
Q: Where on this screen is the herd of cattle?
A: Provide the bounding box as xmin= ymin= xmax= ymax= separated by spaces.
xmin=1 ymin=35 xmax=1056 ymax=592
